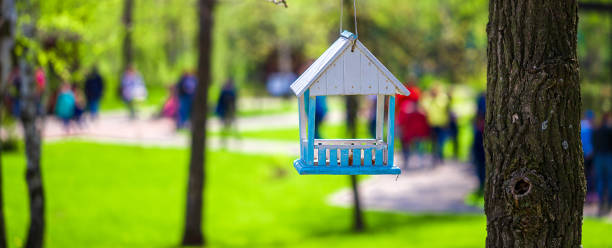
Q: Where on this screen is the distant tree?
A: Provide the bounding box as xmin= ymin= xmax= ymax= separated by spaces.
xmin=0 ymin=0 xmax=17 ymax=246
xmin=182 ymin=0 xmax=216 ymax=245
xmin=342 ymin=0 xmax=364 ymax=232
xmin=122 ymin=0 xmax=134 ymax=72
xmin=484 ymin=0 xmax=585 ymax=247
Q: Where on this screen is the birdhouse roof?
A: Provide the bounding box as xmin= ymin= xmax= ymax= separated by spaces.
xmin=290 ymin=31 xmax=410 ymax=97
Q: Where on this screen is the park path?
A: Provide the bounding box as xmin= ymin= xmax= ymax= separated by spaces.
xmin=38 ymin=109 xmax=608 ymax=218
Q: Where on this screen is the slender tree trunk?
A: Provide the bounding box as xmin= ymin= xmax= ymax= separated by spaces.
xmin=182 ymin=0 xmax=215 ymax=246
xmin=484 ymin=0 xmax=585 ymax=247
xmin=350 ymin=175 xmax=364 ymax=231
xmin=341 ymin=0 xmax=365 ymax=232
xmin=0 ymin=0 xmax=16 ymax=247
xmin=122 ymin=0 xmax=134 ymax=72
xmin=20 ymin=59 xmax=44 ymax=248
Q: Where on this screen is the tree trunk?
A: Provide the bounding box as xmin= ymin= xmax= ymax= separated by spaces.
xmin=182 ymin=0 xmax=215 ymax=246
xmin=350 ymin=175 xmax=364 ymax=232
xmin=122 ymin=0 xmax=134 ymax=72
xmin=0 ymin=0 xmax=16 ymax=246
xmin=484 ymin=0 xmax=585 ymax=247
xmin=20 ymin=59 xmax=45 ymax=248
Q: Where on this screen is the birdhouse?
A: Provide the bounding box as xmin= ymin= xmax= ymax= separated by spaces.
xmin=291 ymin=31 xmax=410 ymax=175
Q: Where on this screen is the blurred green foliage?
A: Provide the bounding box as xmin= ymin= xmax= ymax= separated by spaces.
xmin=18 ymin=0 xmax=612 ymax=113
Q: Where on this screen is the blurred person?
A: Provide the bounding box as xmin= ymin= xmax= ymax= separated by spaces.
xmin=315 ymin=95 xmax=328 ymax=139
xmin=71 ymin=84 xmax=86 ymax=126
xmin=176 ymin=71 xmax=197 ymax=129
xmin=421 ymin=85 xmax=450 ymax=164
xmin=581 ymin=110 xmax=596 ymax=202
xmin=120 ymin=65 xmax=147 ymax=119
xmin=472 ymin=92 xmax=486 ymax=195
xmin=84 ymin=67 xmax=105 ymax=120
xmin=447 ymin=90 xmax=459 ymax=159
xmin=159 ymin=84 xmax=179 ymax=119
xmin=367 ymin=95 xmax=377 ymax=138
xmin=593 ymin=112 xmax=612 ymax=217
xmin=7 ymin=67 xmax=21 ymax=117
xmin=397 ymin=101 xmax=430 ymax=170
xmin=216 ymin=79 xmax=238 ymax=147
xmin=55 ymin=83 xmax=76 ymax=133
xmin=34 ymin=67 xmax=46 ymax=115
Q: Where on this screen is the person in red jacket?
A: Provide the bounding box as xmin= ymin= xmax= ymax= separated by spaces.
xmin=397 ymin=100 xmax=430 ymax=170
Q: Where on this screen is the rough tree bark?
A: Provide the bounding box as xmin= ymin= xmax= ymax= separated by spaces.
xmin=182 ymin=0 xmax=215 ymax=246
xmin=0 ymin=0 xmax=15 ymax=247
xmin=484 ymin=0 xmax=585 ymax=247
xmin=122 ymin=0 xmax=134 ymax=72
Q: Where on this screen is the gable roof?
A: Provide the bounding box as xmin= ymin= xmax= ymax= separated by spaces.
xmin=290 ymin=31 xmax=410 ymax=97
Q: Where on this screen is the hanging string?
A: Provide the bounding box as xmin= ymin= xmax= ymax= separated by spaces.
xmin=339 ymin=0 xmax=343 ymax=34
xmin=353 ymin=0 xmax=358 ymax=37
xmin=350 ymin=0 xmax=358 ymax=52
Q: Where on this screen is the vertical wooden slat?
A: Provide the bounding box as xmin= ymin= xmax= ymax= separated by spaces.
xmin=298 ymin=95 xmax=306 ymax=160
xmin=375 ymin=148 xmax=384 ymax=166
xmin=318 ymin=147 xmax=326 ymax=166
xmin=352 ymin=148 xmax=362 ymax=166
xmin=376 ymin=95 xmax=384 ymax=140
xmin=340 ymin=149 xmax=349 ymax=166
xmin=307 ymin=92 xmax=316 ymax=166
xmin=364 ymin=148 xmax=373 ymax=166
xmin=387 ymin=95 xmax=396 ymax=166
xmin=329 ymin=148 xmax=338 ymax=166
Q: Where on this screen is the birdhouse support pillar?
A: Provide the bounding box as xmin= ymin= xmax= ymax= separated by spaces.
xmin=387 ymin=96 xmax=396 ymax=166
xmin=375 ymin=95 xmax=385 ymax=165
xmin=307 ymin=92 xmax=316 ymax=166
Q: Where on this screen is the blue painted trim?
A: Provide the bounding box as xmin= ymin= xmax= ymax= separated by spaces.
xmin=307 ymin=95 xmax=316 ymax=166
xmin=294 ymin=159 xmax=400 ymax=175
xmin=352 ymin=149 xmax=361 ymax=166
xmin=364 ymin=148 xmax=372 ymax=166
xmin=304 ymin=90 xmax=310 ymax=114
xmin=299 ymin=99 xmax=305 ymax=160
xmin=375 ymin=149 xmax=384 ymax=166
xmin=329 ymin=149 xmax=338 ymax=166
xmin=340 ymin=149 xmax=349 ymax=166
xmin=318 ymin=148 xmax=326 ymax=166
xmin=387 ymin=96 xmax=396 ymax=166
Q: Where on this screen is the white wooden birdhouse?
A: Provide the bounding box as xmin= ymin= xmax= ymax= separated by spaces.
xmin=291 ymin=31 xmax=410 ymax=175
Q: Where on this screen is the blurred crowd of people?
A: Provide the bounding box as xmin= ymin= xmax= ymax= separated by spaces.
xmin=2 ymin=66 xmax=107 ymax=133
xmin=581 ymin=110 xmax=612 ymax=217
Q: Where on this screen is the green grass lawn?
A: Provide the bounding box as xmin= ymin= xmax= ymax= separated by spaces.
xmin=2 ymin=142 xmax=611 ymax=248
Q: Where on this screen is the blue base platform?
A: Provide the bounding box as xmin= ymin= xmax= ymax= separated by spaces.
xmin=293 ymin=159 xmax=401 ymax=175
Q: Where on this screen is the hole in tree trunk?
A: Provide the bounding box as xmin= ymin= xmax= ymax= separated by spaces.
xmin=513 ymin=178 xmax=531 ymax=196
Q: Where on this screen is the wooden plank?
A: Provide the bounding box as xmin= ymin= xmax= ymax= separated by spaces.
xmin=375 ymin=148 xmax=384 ymax=166
xmin=387 ymin=96 xmax=396 ymax=166
xmin=355 ymin=41 xmax=410 ymax=96
xmin=294 ymin=158 xmax=401 ymax=175
xmin=318 ymin=147 xmax=327 ymax=166
xmin=307 ymin=94 xmax=316 ymax=166
xmin=361 ymin=54 xmax=378 ymax=95
xmin=340 ymin=149 xmax=349 ymax=166
xmin=343 ymin=48 xmax=361 ymax=95
xmin=291 ymin=37 xmax=351 ymax=96
xmin=310 ymin=78 xmax=326 ymax=96
xmin=329 ymin=148 xmax=338 ymax=166
xmin=298 ymin=95 xmax=307 ymax=159
xmin=363 ymin=148 xmax=373 ymax=166
xmin=325 ymin=56 xmax=344 ymax=95
xmin=352 ymin=149 xmax=362 ymax=166
xmin=376 ymin=95 xmax=384 ymax=141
